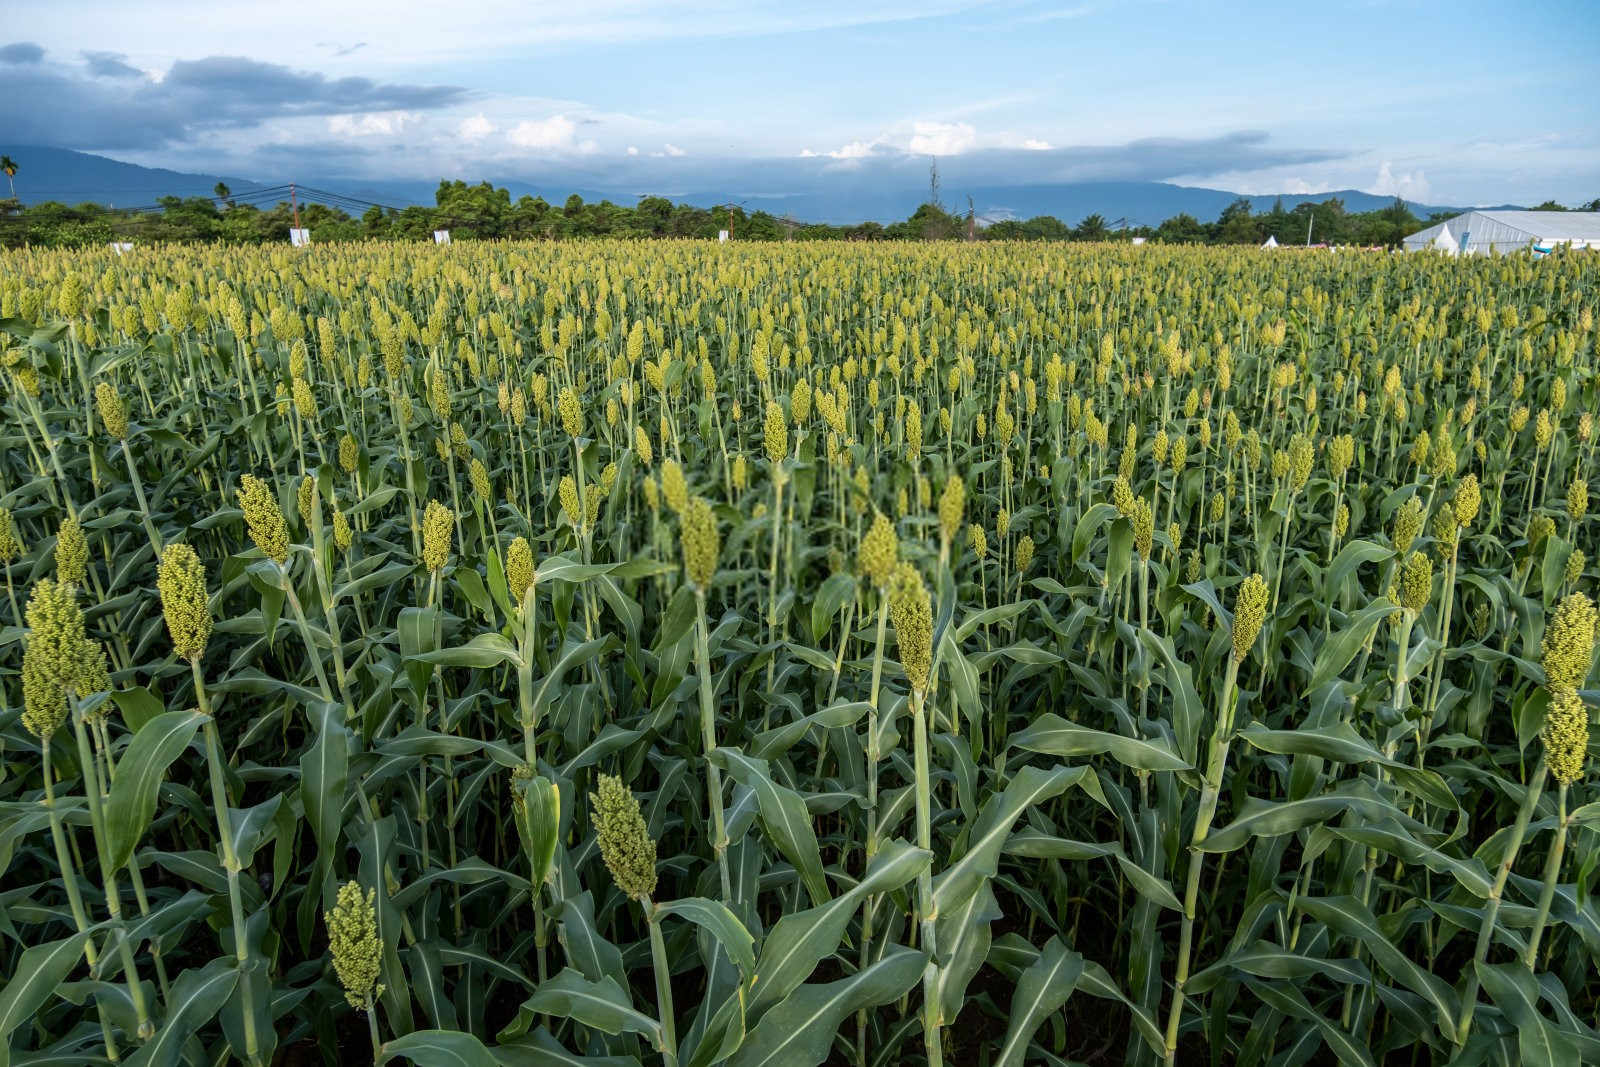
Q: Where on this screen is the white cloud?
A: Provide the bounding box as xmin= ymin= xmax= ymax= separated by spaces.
xmin=627 ymin=144 xmax=638 ymax=155
xmin=1369 ymin=161 xmax=1430 ymax=201
xmin=828 ymin=140 xmax=877 ymax=159
xmin=458 ymin=113 xmax=495 ymax=141
xmin=662 ymin=142 xmax=686 ymax=156
xmin=908 ymin=121 xmax=976 ymax=156
xmin=327 ymin=110 xmax=417 ymax=136
xmin=1275 ymin=178 xmax=1322 ymax=195
xmin=801 ymin=139 xmax=885 ymax=161
xmin=508 ymin=114 xmax=581 ymax=150
xmin=1021 ymin=138 xmax=1052 ymax=151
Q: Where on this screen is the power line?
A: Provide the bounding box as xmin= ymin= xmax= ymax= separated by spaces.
xmin=1 ymin=185 xmax=298 ymax=219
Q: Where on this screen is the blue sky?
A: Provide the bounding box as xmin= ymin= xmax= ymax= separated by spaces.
xmin=4 ymin=0 xmax=1598 ymax=206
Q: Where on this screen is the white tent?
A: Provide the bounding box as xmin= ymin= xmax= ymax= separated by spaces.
xmin=1429 ymin=223 xmax=1457 ymax=256
xmin=1403 ymin=210 xmax=1600 ymax=256
xmin=1261 ymin=235 xmax=1278 ymax=248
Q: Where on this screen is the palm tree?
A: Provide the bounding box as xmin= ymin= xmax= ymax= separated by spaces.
xmin=1 ymin=156 xmax=16 ymax=199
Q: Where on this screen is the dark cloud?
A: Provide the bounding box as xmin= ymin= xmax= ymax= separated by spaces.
xmin=0 ymin=52 xmax=471 ymax=150
xmin=460 ymin=131 xmax=1344 ymax=199
xmin=162 ymin=56 xmax=470 ymax=120
xmin=82 ymin=50 xmax=143 ymax=78
xmin=0 ymin=42 xmax=46 ymax=64
xmin=238 ymin=131 xmax=1352 ymax=222
xmin=402 ymin=132 xmax=1349 ymax=222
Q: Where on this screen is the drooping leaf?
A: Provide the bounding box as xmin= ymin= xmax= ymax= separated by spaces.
xmin=995 ymin=936 xmax=1084 ymax=1067
xmin=728 ymin=946 xmax=925 ymax=1067
xmin=105 ymin=711 xmax=203 ymax=873
xmin=380 ymin=1028 xmax=498 ymax=1067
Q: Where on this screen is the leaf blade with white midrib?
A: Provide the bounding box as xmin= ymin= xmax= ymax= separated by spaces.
xmin=105 ymin=710 xmax=203 ymax=873
xmin=728 ymin=946 xmax=926 ymax=1067
xmin=995 ymin=936 xmax=1084 ymax=1067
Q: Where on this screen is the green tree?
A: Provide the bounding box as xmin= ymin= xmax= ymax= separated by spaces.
xmin=1355 ymin=198 xmax=1420 ymax=247
xmin=435 ymin=180 xmax=512 ymax=237
xmin=635 ymin=196 xmax=673 ymax=236
xmin=510 ymin=195 xmax=553 ymax=237
xmin=1155 ymin=213 xmax=1206 ymax=244
xmin=219 ymin=203 xmax=265 ymax=243
xmin=1216 ymin=198 xmax=1263 ymax=244
xmin=906 ymin=201 xmax=958 ymax=240
xmin=1075 ymin=213 xmax=1110 ymax=241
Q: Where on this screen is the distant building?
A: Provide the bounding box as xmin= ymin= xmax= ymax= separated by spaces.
xmin=1402 ymin=210 xmax=1600 ymax=256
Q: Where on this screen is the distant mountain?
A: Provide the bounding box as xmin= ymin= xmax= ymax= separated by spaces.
xmin=4 ymin=145 xmax=1489 ymax=227
xmin=3 ymin=146 xmax=266 ymax=206
xmin=965 ymin=183 xmax=1446 ymax=228
xmin=289 ymin=177 xmax=1461 ymax=228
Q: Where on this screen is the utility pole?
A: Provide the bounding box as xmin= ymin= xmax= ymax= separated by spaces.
xmin=291 ymin=182 xmax=303 ymax=237
xmin=1305 ymin=213 xmax=1313 ymax=246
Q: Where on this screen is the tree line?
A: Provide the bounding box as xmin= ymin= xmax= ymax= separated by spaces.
xmin=2 ymin=174 xmax=1596 ymax=249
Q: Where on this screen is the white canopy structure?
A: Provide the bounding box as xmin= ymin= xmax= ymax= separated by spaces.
xmin=1403 ymin=210 xmax=1600 ymax=256
xmin=1261 ymin=235 xmax=1278 ymax=248
xmin=1429 ymin=223 xmax=1457 ymax=256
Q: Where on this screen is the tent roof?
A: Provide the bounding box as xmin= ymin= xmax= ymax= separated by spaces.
xmin=1462 ymin=210 xmax=1600 ymax=241
xmin=1404 ymin=210 xmax=1600 ymax=251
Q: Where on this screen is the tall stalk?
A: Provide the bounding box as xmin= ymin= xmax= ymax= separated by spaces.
xmin=68 ymin=689 xmax=154 ymax=1041
xmin=40 ymin=735 xmax=120 ymax=1060
xmin=646 ymin=906 xmax=679 ymax=1067
xmin=1454 ymin=760 xmax=1546 ymax=1044
xmin=1522 ymin=782 xmax=1571 ymax=969
xmin=909 ymin=682 xmax=942 ymax=1067
xmin=855 ymin=553 xmax=894 ymax=1067
xmin=694 ymin=590 xmax=733 ymax=902
xmin=1164 ymin=572 xmax=1267 ymax=1065
xmin=193 ymin=662 xmax=265 ymax=1065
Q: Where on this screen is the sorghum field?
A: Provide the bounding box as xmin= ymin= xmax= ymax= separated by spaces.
xmin=0 ymin=240 xmax=1596 ymax=1067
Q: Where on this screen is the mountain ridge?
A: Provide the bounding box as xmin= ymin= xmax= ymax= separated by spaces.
xmin=3 ymin=145 xmax=1505 ymax=226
